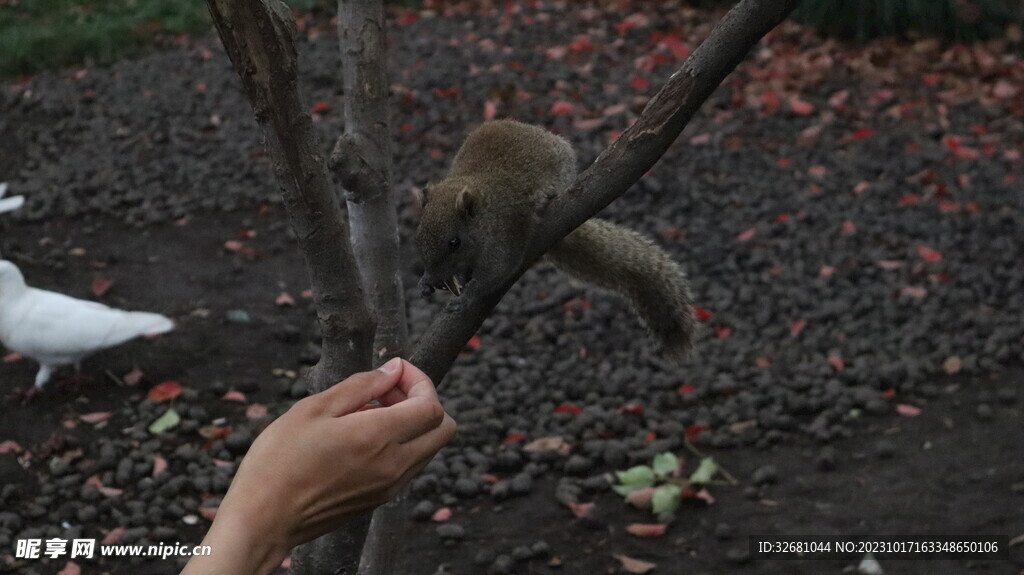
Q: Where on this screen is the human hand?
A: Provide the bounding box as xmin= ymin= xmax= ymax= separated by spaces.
xmin=182 ymin=358 xmax=456 ymax=575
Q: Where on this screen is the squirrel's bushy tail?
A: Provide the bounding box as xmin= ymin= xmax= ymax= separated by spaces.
xmin=546 ymin=218 xmax=697 ymax=362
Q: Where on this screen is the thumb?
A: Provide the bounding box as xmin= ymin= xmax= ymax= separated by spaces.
xmin=319 ymin=358 xmax=405 ymax=417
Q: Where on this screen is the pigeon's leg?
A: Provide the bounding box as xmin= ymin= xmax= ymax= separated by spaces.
xmin=19 ymin=366 xmax=52 ymax=403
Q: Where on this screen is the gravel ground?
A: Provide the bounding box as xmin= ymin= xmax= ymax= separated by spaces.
xmin=1 ymin=1 xmax=1023 ymax=573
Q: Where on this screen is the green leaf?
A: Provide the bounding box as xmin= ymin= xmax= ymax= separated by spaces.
xmin=613 ymin=484 xmax=643 ymax=497
xmin=615 ymin=465 xmax=656 ymax=488
xmin=688 ymin=457 xmax=718 ymax=485
xmin=227 ymin=309 xmax=251 ymax=323
xmin=652 ymin=452 xmax=678 ymax=479
xmin=651 ymin=485 xmax=682 ymax=514
xmin=149 ymin=408 xmax=180 ymax=434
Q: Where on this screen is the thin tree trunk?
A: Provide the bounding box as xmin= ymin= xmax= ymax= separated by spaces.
xmin=204 ymin=1 xmax=376 ymax=573
xmin=330 ymin=1 xmax=411 ymax=573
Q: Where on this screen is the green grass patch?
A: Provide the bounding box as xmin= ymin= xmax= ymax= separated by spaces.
xmin=0 ymin=0 xmax=346 ymax=77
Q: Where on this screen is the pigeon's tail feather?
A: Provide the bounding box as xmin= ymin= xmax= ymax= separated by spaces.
xmin=119 ymin=312 xmax=175 ymax=338
xmin=0 ymin=196 xmax=24 ymax=214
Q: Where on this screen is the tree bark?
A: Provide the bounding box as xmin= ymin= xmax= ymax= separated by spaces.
xmin=204 ymin=0 xmax=376 ymax=573
xmin=330 ymin=1 xmax=411 ymax=574
xmin=410 ymin=0 xmax=802 ymax=384
xmin=332 ymin=0 xmax=408 ymax=363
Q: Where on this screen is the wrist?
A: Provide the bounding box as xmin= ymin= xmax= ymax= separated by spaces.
xmin=181 ymin=495 xmax=291 ymax=575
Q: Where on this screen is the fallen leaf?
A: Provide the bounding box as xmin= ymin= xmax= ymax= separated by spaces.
xmin=566 ymin=501 xmax=593 ymax=519
xmin=148 ymin=409 xmax=181 ymax=434
xmin=57 ymin=561 xmax=81 ymax=575
xmin=431 ymin=507 xmax=452 ymax=522
xmin=694 ymin=307 xmax=713 ymax=322
xmin=916 ymin=246 xmax=943 ymax=263
xmin=901 ymin=286 xmax=928 ymax=299
xmin=942 ymin=356 xmax=963 ymax=374
xmin=465 ymin=335 xmax=482 ymax=351
xmin=148 ymin=381 xmax=183 ymax=403
xmin=311 ymin=101 xmax=331 ymax=114
xmin=736 ymin=228 xmax=756 ymax=242
xmin=896 ymin=404 xmax=922 ymax=417
xmin=624 ymin=487 xmax=658 ymax=509
xmin=678 ymin=384 xmax=696 ymax=396
xmin=790 ymin=320 xmax=807 ymax=337
xmin=523 ymin=436 xmax=570 ymax=455
xmin=101 ymin=527 xmax=126 ymax=545
xmin=245 ymin=404 xmax=269 ymax=419
xmin=152 ymin=456 xmax=168 ymax=476
xmin=0 ymin=440 xmax=23 ymax=454
xmin=122 ymin=368 xmax=144 ymax=386
xmin=222 ymin=390 xmax=247 ymax=403
xmin=79 ymin=412 xmax=113 ymax=424
xmin=275 ymin=292 xmax=296 ymax=307
xmin=827 ymin=356 xmax=844 ymax=371
xmin=626 ymin=523 xmax=667 ymax=537
xmin=555 ymin=403 xmax=582 ymax=415
xmin=91 ymin=277 xmax=115 ymax=298
xmin=550 ymin=101 xmax=575 ymax=116
xmin=199 ymin=507 xmax=218 ymax=521
xmin=613 ymin=554 xmax=656 ymax=574
xmin=789 ymin=97 xmax=814 ymax=116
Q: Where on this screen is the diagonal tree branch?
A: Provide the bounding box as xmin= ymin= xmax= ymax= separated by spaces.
xmin=410 ymin=0 xmax=802 ymax=383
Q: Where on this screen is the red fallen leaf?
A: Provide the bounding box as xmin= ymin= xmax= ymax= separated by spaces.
xmin=760 ymin=91 xmax=780 ymax=115
xmin=566 ymin=501 xmax=593 ymax=519
xmin=199 ymin=507 xmax=218 ymax=521
xmin=3 ymin=352 xmax=21 ymax=363
xmin=614 ymin=554 xmax=656 ymax=574
xmin=568 ymin=34 xmax=592 ymax=52
xmin=876 ymin=260 xmax=903 ymax=270
xmin=678 ymin=384 xmax=696 ymax=396
xmin=916 ymin=246 xmax=943 ymax=263
xmin=901 ymin=286 xmax=928 ymax=299
xmin=790 ymin=320 xmax=807 ymax=337
xmin=79 ymin=412 xmax=113 ymax=424
xmin=626 ymin=523 xmax=667 ymax=538
xmin=625 ymin=487 xmax=658 ymax=509
xmin=775 ymin=213 xmax=790 ymax=223
xmin=689 ymin=133 xmax=710 ymax=146
xmin=820 ymin=265 xmax=835 ymax=277
xmin=882 ymin=388 xmax=896 ymax=399
xmin=852 ymin=181 xmax=871 ymax=195
xmin=480 ymin=474 xmax=498 ymax=484
xmin=550 ymin=101 xmax=575 ymax=116
xmin=850 ymin=128 xmax=875 ymax=141
xmin=0 ymin=440 xmax=23 ymax=454
xmin=789 ymin=97 xmax=814 ymax=116
xmin=714 ymin=327 xmax=731 ymax=339
xmin=658 ymin=34 xmax=689 ymax=60
xmin=301 ymin=289 xmax=314 ymax=299
xmin=222 ymin=390 xmax=247 ymax=403
xmin=828 ymin=89 xmax=849 ymax=110
xmin=246 ymin=404 xmax=269 ymax=419
xmin=212 ymin=459 xmax=235 ymax=468
xmin=896 ymin=404 xmax=921 ymax=417
xmin=545 ymin=45 xmax=568 ymax=61
xmin=776 ymin=157 xmax=791 ymax=167
xmin=630 ymin=76 xmax=650 ymax=92
xmin=693 ymin=488 xmax=716 ymax=505
xmin=122 ymin=368 xmax=143 ymax=386
xmin=224 ymin=240 xmax=245 ymax=252
xmin=311 ymin=101 xmax=331 ymax=114
xmin=91 ymin=277 xmax=115 ymax=298
xmin=827 ymin=356 xmax=844 ymax=371
xmin=644 ymin=431 xmax=657 ymax=444
xmin=736 ymin=228 xmax=756 ymax=242
xmin=993 ymin=79 xmax=1017 ymax=99
xmin=152 ymin=456 xmax=168 ymax=476
xmin=148 ymin=381 xmax=183 ymax=403
xmin=840 ymin=221 xmax=856 ymax=235
xmin=431 ymin=507 xmax=452 ymax=522
xmin=618 ymin=403 xmax=644 ymax=415
xmin=898 ymin=194 xmax=921 ymax=207
xmin=102 ymin=526 xmax=126 ymax=545
xmin=504 ymin=434 xmax=527 ymax=444
xmin=694 ymin=307 xmax=713 ymax=322
xmin=198 ymin=425 xmax=232 ymax=440
xmin=275 ymin=292 xmax=296 ymax=307
xmin=555 ymin=403 xmax=582 ymax=416
xmin=808 ymin=165 xmax=828 ymax=178
xmin=484 ymin=100 xmax=498 ymax=120
xmin=98 ymin=485 xmax=123 ymax=498
xmin=921 ymin=73 xmax=941 ymax=87
xmin=685 ymin=425 xmax=710 ymax=441
xmin=465 ymin=335 xmax=482 ymax=351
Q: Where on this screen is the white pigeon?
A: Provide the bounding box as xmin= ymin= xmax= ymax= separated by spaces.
xmin=0 ymin=260 xmax=174 ymax=391
xmin=0 ymin=183 xmax=25 ymax=214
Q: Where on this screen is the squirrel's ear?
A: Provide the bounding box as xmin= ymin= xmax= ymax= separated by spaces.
xmin=456 ymin=186 xmax=475 ymax=217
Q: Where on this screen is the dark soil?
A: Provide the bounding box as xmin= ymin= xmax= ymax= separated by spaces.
xmin=1 ymin=1 xmax=1023 ymax=574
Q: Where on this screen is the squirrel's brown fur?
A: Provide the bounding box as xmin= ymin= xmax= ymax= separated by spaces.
xmin=416 ymin=120 xmax=697 ymax=360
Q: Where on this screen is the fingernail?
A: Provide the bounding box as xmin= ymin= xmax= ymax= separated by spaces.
xmin=378 ymin=357 xmax=401 ymax=374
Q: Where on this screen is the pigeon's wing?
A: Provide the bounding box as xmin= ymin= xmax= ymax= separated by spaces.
xmin=0 ymin=196 xmax=23 ymax=214
xmin=3 ymin=288 xmax=173 ymax=365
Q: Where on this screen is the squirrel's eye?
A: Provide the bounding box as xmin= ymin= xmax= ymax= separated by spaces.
xmin=449 ymin=236 xmax=461 ymax=250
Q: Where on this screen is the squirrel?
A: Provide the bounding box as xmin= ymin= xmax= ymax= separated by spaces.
xmin=415 ymin=119 xmax=697 ymax=361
